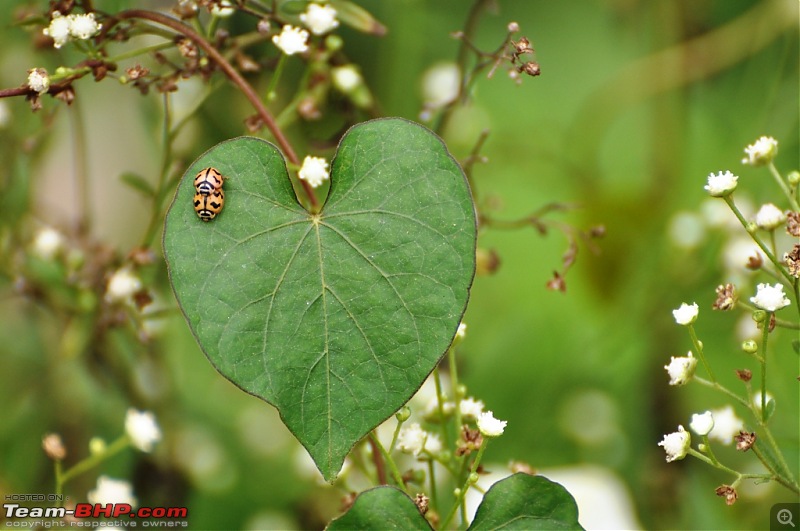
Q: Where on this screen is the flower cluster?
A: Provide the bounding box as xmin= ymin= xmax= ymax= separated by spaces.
xmin=43 ymin=11 xmax=102 ymax=49
xmin=661 ymin=135 xmax=800 ymax=505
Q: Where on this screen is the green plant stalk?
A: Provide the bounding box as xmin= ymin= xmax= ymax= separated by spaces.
xmin=687 ymin=447 xmax=759 ymax=480
xmin=767 ymin=162 xmax=800 ymax=211
xmin=427 ymin=459 xmax=439 ymax=518
xmin=693 ymin=377 xmax=750 ymax=409
xmin=58 ymin=435 xmax=130 ymax=489
xmin=751 ymin=441 xmax=800 ymax=493
xmin=68 ymin=101 xmax=90 ymax=236
xmin=433 ymin=367 xmax=452 ymax=450
xmin=389 ymin=417 xmax=405 ymax=456
xmin=724 ymin=196 xmax=794 ymax=284
xmin=687 ymin=324 xmax=716 ymax=383
xmin=439 ymin=442 xmax=488 ymax=530
xmin=106 ymin=41 xmax=175 ymax=64
xmin=54 ymin=460 xmax=64 ymax=507
xmin=448 ymin=346 xmax=463 ymax=436
xmin=699 ymin=434 xmax=720 ymax=466
xmin=759 ymin=314 xmax=769 ymax=422
xmin=368 ymin=432 xmax=406 ymax=490
xmin=139 ymin=93 xmax=173 ymax=247
xmin=435 ymin=0 xmax=492 ymax=136
xmin=266 ymin=53 xmax=287 ymax=102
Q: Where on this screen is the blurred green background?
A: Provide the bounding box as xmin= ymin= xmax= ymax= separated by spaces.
xmin=0 ymin=1 xmax=797 ymax=529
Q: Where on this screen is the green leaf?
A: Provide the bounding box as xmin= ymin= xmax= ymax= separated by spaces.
xmin=468 ymin=474 xmax=583 ymax=531
xmin=163 ymin=118 xmax=476 ymax=481
xmin=326 ymin=486 xmax=431 ymax=530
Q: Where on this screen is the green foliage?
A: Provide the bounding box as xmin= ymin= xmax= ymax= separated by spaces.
xmin=164 ymin=118 xmax=476 ymax=480
xmin=326 ymin=487 xmax=432 ymax=530
xmin=469 ymin=474 xmax=582 ymax=531
xmin=327 ymin=474 xmax=583 ymax=531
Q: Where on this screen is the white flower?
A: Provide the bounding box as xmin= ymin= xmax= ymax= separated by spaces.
xmin=125 ymin=409 xmax=161 ymax=452
xmin=32 ymin=227 xmax=65 ymax=259
xmin=272 ymin=25 xmax=309 ymax=55
xmin=664 ymin=351 xmax=697 ymax=386
xmin=300 ymin=3 xmax=339 ymax=35
xmin=298 ymin=156 xmax=330 ymax=188
xmin=43 ymin=12 xmax=71 ymax=48
xmin=750 ymin=283 xmax=790 ymax=311
xmin=87 ymin=476 xmax=137 ymax=507
xmin=210 ymin=0 xmax=235 ymax=17
xmin=672 ymin=302 xmax=698 ymax=325
xmin=708 ymin=406 xmax=744 ymax=445
xmin=27 ymin=68 xmax=50 ymax=95
xmin=422 ymin=62 xmax=460 ymax=108
xmin=105 ymin=268 xmax=142 ymax=303
xmin=704 ymin=170 xmax=738 ymax=197
xmin=658 ymin=425 xmax=690 ymax=462
xmin=754 ymin=203 xmax=785 ymax=230
xmin=396 ymin=423 xmax=438 ymax=457
xmin=742 ymin=136 xmax=778 ymax=166
xmin=477 ymin=410 xmax=507 ymax=437
xmin=69 ymin=13 xmax=102 ymax=40
xmin=331 ymin=65 xmax=363 ymax=93
xmin=456 ymin=322 xmax=467 ymax=340
xmin=423 ymin=432 xmax=442 ymax=455
xmin=689 ymin=411 xmax=715 ymax=436
xmin=459 ymin=397 xmax=484 ymax=420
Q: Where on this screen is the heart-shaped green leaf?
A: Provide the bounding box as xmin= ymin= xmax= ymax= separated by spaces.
xmin=163 ymin=118 xmax=476 ymax=480
xmin=468 ymin=474 xmax=583 ymax=531
xmin=326 ymin=486 xmax=432 ymax=530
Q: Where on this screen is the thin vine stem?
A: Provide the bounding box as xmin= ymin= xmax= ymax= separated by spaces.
xmin=109 ymin=10 xmax=319 ymax=210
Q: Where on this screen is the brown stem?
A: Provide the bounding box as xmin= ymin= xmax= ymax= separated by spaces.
xmin=367 ymin=435 xmax=387 ymax=485
xmin=109 ymin=10 xmax=319 ymax=210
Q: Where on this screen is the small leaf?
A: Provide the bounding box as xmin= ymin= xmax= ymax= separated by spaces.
xmin=330 ymin=0 xmax=387 ymax=36
xmin=764 ymin=398 xmax=776 ymax=421
xmin=163 ymin=118 xmax=476 ymax=481
xmin=468 ymin=474 xmax=583 ymax=531
xmin=326 ymin=487 xmax=431 ymax=531
xmin=120 ymin=172 xmax=155 ymax=197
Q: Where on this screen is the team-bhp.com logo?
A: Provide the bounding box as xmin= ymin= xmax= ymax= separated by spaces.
xmin=4 ymin=502 xmax=188 ymax=527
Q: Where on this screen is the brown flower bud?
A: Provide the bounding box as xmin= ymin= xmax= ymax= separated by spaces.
xmin=519 ymin=61 xmax=541 ymax=77
xmin=734 ymin=431 xmax=756 ymax=451
xmin=414 ymin=493 xmax=429 ymax=515
xmin=735 ymin=369 xmax=752 ymax=382
xmin=787 ymin=211 xmax=800 ymax=237
xmin=715 ymin=485 xmax=738 ymax=505
xmin=712 ymin=283 xmax=736 ymax=311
